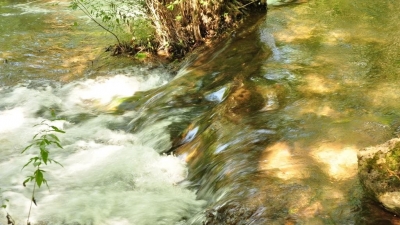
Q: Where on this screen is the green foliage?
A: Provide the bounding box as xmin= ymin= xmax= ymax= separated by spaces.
xmin=166 ymin=0 xmax=181 ymax=10
xmin=70 ymin=0 xmax=154 ymax=47
xmin=22 ymin=121 xmax=64 ymax=188
xmin=0 ymin=189 xmax=8 ymax=209
xmin=21 ymin=120 xmax=65 ymax=224
xmin=135 ymin=52 xmax=148 ymax=60
xmin=2 ymin=185 xmax=15 ymax=225
xmin=130 ymin=18 xmax=155 ymax=46
xmin=69 ymin=0 xmax=265 ymax=58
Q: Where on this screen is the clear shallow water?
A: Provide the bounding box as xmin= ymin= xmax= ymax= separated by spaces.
xmin=0 ymin=0 xmax=135 ymax=85
xmin=2 ymin=0 xmax=400 ymax=224
xmin=117 ymin=1 xmax=400 ymax=224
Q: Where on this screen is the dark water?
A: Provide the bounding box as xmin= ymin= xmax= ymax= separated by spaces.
xmin=1 ymin=0 xmax=400 ymax=224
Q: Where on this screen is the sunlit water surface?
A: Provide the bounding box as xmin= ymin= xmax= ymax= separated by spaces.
xmin=2 ymin=0 xmax=400 ymax=224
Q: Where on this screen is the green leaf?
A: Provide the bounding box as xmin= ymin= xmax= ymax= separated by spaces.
xmin=33 ymin=161 xmax=41 ymax=167
xmin=51 ymin=159 xmax=64 ymax=168
xmin=135 ymin=52 xmax=147 ymax=60
xmin=50 ymin=126 xmax=65 ymax=133
xmin=39 ymin=140 xmax=47 ymax=150
xmin=22 ymin=158 xmax=35 ymax=170
xmin=41 ymin=150 xmax=49 ymax=165
xmin=43 ymin=138 xmax=51 ymax=145
xmin=47 ymin=134 xmax=60 ymax=142
xmin=39 ymin=145 xmax=47 ymax=153
xmin=23 ymin=177 xmax=33 ymax=187
xmin=33 ymin=132 xmax=40 ymax=140
xmin=70 ymin=1 xmax=78 ymax=10
xmin=167 ymin=4 xmax=174 ymax=10
xmin=34 ymin=121 xmax=46 ymax=127
xmin=53 ymin=141 xmax=63 ymax=149
xmin=21 ymin=143 xmax=34 ymax=153
xmin=35 ymin=170 xmax=44 ymax=188
xmin=1 ymin=204 xmax=6 ymax=209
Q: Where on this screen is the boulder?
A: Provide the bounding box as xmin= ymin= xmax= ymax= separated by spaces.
xmin=358 ymin=138 xmax=400 ymax=215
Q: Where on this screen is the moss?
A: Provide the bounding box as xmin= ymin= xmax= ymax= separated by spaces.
xmin=386 ymin=143 xmax=400 ymax=168
xmin=359 ymin=138 xmax=400 ymax=205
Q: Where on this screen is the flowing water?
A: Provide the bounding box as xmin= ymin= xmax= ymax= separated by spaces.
xmin=0 ymin=1 xmax=204 ymax=224
xmin=1 ymin=0 xmax=400 ymax=224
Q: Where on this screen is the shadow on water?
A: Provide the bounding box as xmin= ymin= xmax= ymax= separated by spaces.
xmin=118 ymin=1 xmax=400 ymax=224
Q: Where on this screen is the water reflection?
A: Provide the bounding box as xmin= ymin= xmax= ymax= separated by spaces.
xmin=160 ymin=0 xmax=400 ymax=223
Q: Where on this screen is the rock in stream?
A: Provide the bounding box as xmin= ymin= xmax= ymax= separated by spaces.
xmin=358 ymin=138 xmax=400 ymax=215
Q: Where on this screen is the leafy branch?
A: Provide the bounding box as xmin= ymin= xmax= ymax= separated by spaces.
xmin=70 ymin=0 xmax=122 ymax=45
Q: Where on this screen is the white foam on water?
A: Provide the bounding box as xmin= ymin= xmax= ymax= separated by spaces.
xmin=1 ymin=1 xmax=73 ymax=18
xmin=61 ymin=67 xmax=170 ymax=113
xmin=0 ymin=68 xmax=205 ymax=225
xmin=0 ymin=13 xmax=17 ymax=17
xmin=12 ymin=2 xmax=54 ymax=15
xmin=65 ymin=75 xmax=141 ymax=106
xmin=0 ymin=107 xmax=25 ymax=133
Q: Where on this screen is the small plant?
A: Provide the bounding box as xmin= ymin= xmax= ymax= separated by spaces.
xmin=1 ymin=189 xmax=7 ymax=211
xmin=21 ymin=121 xmax=65 ymax=225
xmin=1 ymin=189 xmax=15 ymax=225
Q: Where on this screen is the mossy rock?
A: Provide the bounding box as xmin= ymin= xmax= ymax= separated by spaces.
xmin=226 ymin=86 xmax=265 ymax=114
xmin=204 ymin=201 xmax=265 ymax=225
xmin=358 ymin=138 xmax=400 ymax=215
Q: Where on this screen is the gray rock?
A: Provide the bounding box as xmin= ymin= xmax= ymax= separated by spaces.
xmin=358 ymin=138 xmax=400 ymax=215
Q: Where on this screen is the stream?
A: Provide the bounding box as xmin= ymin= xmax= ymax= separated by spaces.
xmin=1 ymin=0 xmax=400 ymax=224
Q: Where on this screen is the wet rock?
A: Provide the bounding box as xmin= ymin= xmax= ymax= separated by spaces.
xmin=226 ymin=85 xmax=264 ymax=114
xmin=358 ymin=138 xmax=400 ymax=215
xmin=203 ymin=201 xmax=269 ymax=225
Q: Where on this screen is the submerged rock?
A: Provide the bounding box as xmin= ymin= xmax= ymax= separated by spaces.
xmin=227 ymin=85 xmax=265 ymax=114
xmin=358 ymin=138 xmax=400 ymax=215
